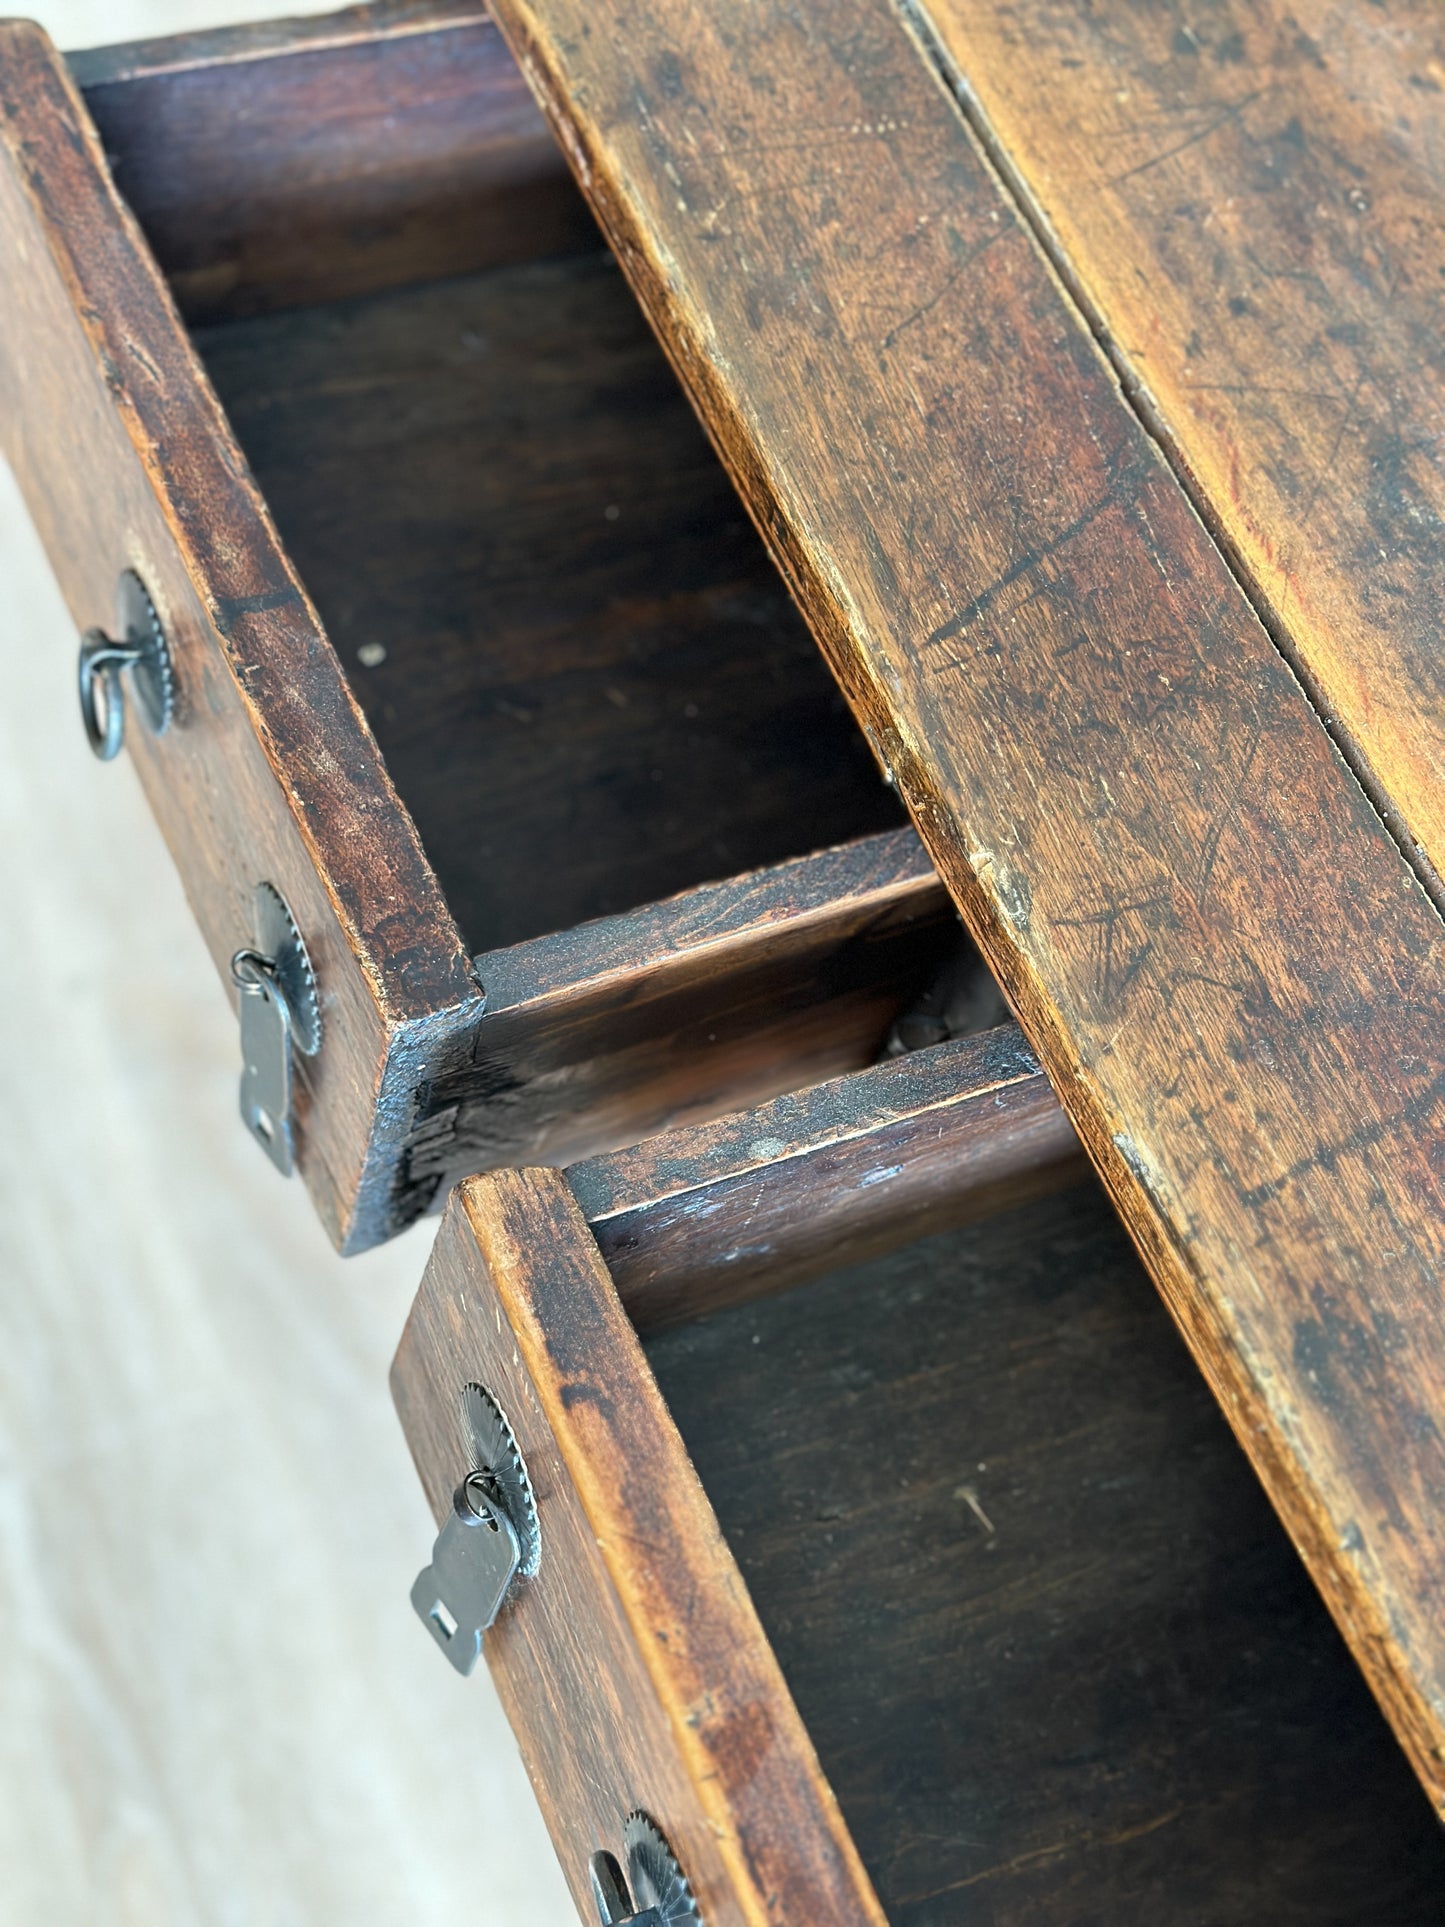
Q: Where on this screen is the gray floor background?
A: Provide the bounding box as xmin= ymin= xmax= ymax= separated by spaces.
xmin=0 ymin=3 xmax=574 ymax=1920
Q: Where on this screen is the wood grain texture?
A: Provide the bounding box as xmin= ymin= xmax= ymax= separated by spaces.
xmin=397 ymin=830 xmax=955 ymax=1223
xmin=74 ymin=7 xmax=595 ymax=320
xmin=648 ymin=1186 xmax=1445 ymax=1925
xmin=391 ymin=1169 xmax=886 ymax=1926
xmin=481 ymin=0 xmax=1445 ymax=1804
xmin=0 ymin=18 xmax=481 ymax=1253
xmin=194 ymin=248 xmax=903 ymax=951
xmin=571 ymin=1021 xmax=1084 ymax=1330
xmin=912 ymin=0 xmax=1445 ymax=904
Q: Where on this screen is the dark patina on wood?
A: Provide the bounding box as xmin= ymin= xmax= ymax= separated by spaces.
xmin=193 ymin=247 xmax=903 ymax=952
xmin=912 ymin=0 xmax=1445 ymax=909
xmin=480 ymin=0 xmax=1445 ymax=1804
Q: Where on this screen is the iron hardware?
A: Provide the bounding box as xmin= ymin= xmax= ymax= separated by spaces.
xmin=230 ymin=882 xmax=321 ymax=1176
xmin=77 ymin=571 xmax=174 ymax=761
xmin=410 ymin=1474 xmax=522 ymax=1675
xmin=411 ymin=1385 xmax=540 ymax=1675
xmin=590 ymin=1814 xmax=700 ymax=1925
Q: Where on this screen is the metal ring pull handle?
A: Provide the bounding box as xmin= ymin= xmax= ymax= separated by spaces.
xmin=77 ymin=631 xmax=140 ymax=761
xmin=229 ymin=948 xmax=275 ymax=992
xmin=75 ymin=571 xmax=175 ymax=762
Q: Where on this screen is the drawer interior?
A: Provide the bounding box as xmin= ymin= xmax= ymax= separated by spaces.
xmin=88 ymin=25 xmax=902 ymax=957
xmin=644 ymin=1183 xmax=1445 ymax=1923
xmin=192 ymin=254 xmax=899 ymax=953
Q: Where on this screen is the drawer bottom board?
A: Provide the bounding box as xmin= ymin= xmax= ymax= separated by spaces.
xmin=195 ymin=249 xmax=901 ymax=956
xmin=646 ymin=1186 xmax=1445 ymax=1925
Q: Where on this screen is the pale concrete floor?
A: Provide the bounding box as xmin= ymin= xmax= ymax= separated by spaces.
xmin=0 ymin=4 xmax=575 ymax=1921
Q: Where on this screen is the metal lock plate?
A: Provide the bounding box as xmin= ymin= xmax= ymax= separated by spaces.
xmin=410 ymin=1385 xmax=539 ymax=1675
xmin=231 ymin=883 xmax=321 ymax=1176
xmin=411 ymin=1474 xmax=522 ymax=1675
xmin=235 ymin=961 xmax=296 ymax=1174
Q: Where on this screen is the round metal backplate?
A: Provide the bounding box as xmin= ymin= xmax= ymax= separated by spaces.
xmin=461 ymin=1383 xmax=541 ymax=1579
xmin=252 ymin=882 xmax=322 ymax=1057
xmin=117 ymin=569 xmax=175 ymax=736
xmin=624 ymin=1813 xmax=700 ymax=1923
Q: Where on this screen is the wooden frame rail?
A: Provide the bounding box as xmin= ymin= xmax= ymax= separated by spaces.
xmin=569 ymin=1022 xmax=1084 ymax=1330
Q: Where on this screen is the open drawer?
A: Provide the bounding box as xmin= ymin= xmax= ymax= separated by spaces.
xmin=0 ymin=2 xmax=954 ymax=1252
xmin=392 ymin=1034 xmax=1445 ymax=1924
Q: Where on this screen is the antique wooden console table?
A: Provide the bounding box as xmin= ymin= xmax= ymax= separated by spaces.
xmin=3 ymin=0 xmax=1443 ymax=1918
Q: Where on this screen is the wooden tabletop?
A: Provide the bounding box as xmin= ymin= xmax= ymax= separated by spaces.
xmin=479 ymin=0 xmax=1445 ymax=1809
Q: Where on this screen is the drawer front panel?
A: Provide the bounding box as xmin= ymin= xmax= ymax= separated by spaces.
xmin=392 ymin=1169 xmax=884 ymax=1926
xmin=0 ymin=22 xmax=479 ymax=1248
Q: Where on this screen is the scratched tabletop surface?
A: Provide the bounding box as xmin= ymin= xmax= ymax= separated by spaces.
xmin=474 ymin=0 xmax=1445 ymax=1814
